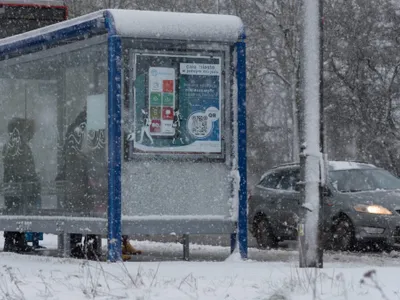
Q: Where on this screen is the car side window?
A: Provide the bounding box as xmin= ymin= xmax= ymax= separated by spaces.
xmin=259 ymin=173 xmax=280 ymax=189
xmin=276 ymin=169 xmax=300 ymax=191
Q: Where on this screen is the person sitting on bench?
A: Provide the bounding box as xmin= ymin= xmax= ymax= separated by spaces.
xmin=3 ymin=118 xmax=41 ymax=253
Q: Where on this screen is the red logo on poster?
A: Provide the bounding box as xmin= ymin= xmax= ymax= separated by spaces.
xmin=162 ymin=107 xmax=174 ymax=120
xmin=163 ymin=80 xmax=174 ymax=93
xmin=150 ymin=120 xmax=161 ymax=133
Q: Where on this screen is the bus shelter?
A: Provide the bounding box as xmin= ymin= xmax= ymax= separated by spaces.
xmin=0 ymin=9 xmax=247 ymax=261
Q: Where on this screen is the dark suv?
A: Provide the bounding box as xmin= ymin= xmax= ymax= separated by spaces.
xmin=248 ymin=161 xmax=400 ymax=251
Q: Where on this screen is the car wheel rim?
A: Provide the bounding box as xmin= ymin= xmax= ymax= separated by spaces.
xmin=257 ymin=221 xmax=266 ymax=243
xmin=335 ymin=221 xmax=352 ymax=250
xmin=256 ymin=220 xmax=274 ymax=248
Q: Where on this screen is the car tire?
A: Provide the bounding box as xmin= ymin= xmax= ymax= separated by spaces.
xmin=331 ymin=217 xmax=355 ymax=251
xmin=254 ymin=218 xmax=278 ymax=249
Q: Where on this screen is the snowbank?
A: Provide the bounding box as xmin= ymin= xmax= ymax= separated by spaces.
xmin=0 ymin=234 xmax=397 ymax=299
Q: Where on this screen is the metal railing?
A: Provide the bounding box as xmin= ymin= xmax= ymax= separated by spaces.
xmin=0 ymin=180 xmax=107 ymax=218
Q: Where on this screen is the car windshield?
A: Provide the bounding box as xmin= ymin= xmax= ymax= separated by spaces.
xmin=330 ymin=169 xmax=400 ymax=192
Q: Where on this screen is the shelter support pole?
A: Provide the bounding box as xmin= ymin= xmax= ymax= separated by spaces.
xmin=107 ymin=34 xmax=123 ymax=262
xmin=183 ymin=234 xmax=190 ymax=261
xmin=57 ymin=233 xmax=70 ymax=258
xmin=236 ymin=40 xmax=248 ymax=259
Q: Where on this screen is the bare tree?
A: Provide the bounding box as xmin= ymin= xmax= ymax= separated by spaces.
xmin=324 ymin=0 xmax=400 ymax=174
xmin=65 ymin=0 xmax=400 ymax=179
xmin=224 ymin=0 xmax=303 ymax=182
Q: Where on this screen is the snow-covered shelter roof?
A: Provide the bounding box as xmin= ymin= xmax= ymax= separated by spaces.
xmin=0 ymin=9 xmax=244 ymax=57
xmin=107 ymin=9 xmax=244 ymax=42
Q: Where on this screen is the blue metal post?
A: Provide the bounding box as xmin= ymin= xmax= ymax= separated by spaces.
xmin=236 ymin=40 xmax=248 ymax=259
xmin=107 ymin=35 xmax=122 ymax=262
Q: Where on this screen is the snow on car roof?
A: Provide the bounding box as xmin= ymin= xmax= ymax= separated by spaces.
xmin=328 ymin=161 xmax=376 ymax=171
xmin=257 ymin=161 xmax=377 ymax=182
xmin=265 ymin=161 xmax=377 ymax=173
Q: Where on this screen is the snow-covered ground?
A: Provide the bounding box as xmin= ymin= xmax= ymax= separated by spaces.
xmin=0 ymin=234 xmax=399 ymax=300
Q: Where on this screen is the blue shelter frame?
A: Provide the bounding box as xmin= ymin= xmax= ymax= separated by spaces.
xmin=0 ymin=9 xmax=247 ymax=261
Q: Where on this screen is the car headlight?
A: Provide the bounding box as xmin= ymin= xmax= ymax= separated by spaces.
xmin=354 ymin=204 xmax=392 ymax=215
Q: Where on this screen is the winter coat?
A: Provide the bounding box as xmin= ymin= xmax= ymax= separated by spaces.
xmin=56 ymin=111 xmax=92 ymax=214
xmin=3 ymin=118 xmax=41 ymax=214
xmin=86 ymin=130 xmax=107 ymax=216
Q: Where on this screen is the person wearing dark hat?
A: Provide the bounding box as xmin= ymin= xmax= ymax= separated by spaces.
xmin=57 ymin=109 xmax=105 ymax=260
xmin=3 ymin=118 xmax=41 ymax=253
xmin=56 ymin=110 xmax=92 ymax=258
xmin=57 ymin=109 xmax=142 ymax=260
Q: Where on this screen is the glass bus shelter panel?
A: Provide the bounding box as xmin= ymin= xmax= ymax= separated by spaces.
xmin=26 ymin=80 xmax=59 ymax=211
xmin=60 ymin=45 xmax=109 ymax=218
xmin=122 ymin=161 xmax=231 ymax=216
xmin=0 ymin=79 xmax=27 ymax=211
xmin=122 ymin=46 xmax=234 ymax=219
xmin=0 ymin=42 xmax=109 ymax=218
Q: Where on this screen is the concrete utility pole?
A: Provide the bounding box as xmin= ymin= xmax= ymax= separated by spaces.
xmin=298 ymin=0 xmax=325 ymax=269
xmin=318 ymin=0 xmax=325 ymax=268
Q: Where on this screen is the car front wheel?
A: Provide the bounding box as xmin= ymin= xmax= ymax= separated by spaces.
xmin=330 ymin=218 xmax=355 ymax=251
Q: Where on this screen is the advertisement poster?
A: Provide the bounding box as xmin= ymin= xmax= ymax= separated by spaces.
xmin=131 ymin=54 xmax=222 ymax=154
xmin=148 ymin=67 xmax=176 ymax=137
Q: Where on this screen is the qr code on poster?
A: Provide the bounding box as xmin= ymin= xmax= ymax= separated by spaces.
xmin=190 ymin=115 xmax=208 ymax=136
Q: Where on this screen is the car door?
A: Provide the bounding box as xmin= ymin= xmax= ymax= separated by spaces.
xmin=275 ymin=168 xmax=301 ymax=239
xmin=252 ymin=171 xmax=282 ymax=231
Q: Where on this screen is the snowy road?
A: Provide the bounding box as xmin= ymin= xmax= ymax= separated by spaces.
xmin=5 ymin=233 xmax=399 ymax=267
xmin=127 ymin=234 xmax=400 ymax=266
xmin=126 ymin=240 xmax=400 ymax=267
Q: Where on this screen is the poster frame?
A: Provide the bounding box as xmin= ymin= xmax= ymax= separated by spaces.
xmin=126 ymin=47 xmax=231 ymax=161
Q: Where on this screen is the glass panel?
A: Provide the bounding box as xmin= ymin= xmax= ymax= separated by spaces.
xmin=330 ymin=169 xmax=400 ymax=192
xmin=122 ymin=45 xmax=232 ymax=219
xmin=0 ymin=42 xmax=108 ymax=217
xmin=276 ymin=170 xmax=300 ymax=191
xmin=125 ymin=51 xmax=224 ymax=158
xmin=260 ymin=173 xmax=280 ymax=189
